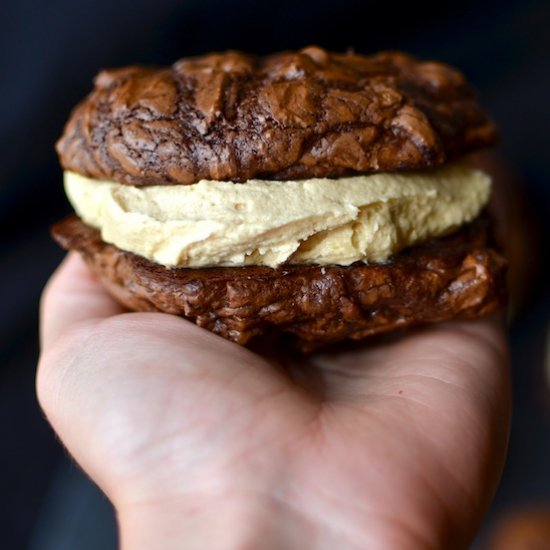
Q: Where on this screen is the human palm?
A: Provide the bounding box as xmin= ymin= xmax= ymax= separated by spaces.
xmin=38 ymin=253 xmax=509 ymax=549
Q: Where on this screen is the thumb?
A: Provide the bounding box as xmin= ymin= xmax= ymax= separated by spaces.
xmin=37 ymin=254 xmax=295 ymax=504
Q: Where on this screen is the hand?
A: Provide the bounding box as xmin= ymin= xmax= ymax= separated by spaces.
xmin=37 ymin=252 xmax=510 ymax=549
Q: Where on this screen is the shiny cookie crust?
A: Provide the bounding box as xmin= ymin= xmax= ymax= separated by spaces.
xmin=57 ymin=46 xmax=497 ymax=186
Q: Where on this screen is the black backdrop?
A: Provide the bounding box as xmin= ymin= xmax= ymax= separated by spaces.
xmin=1 ymin=1 xmax=549 ymax=547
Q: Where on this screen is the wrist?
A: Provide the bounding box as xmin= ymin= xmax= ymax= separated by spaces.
xmin=115 ymin=487 xmax=441 ymax=550
xmin=116 ymin=492 xmax=303 ymax=550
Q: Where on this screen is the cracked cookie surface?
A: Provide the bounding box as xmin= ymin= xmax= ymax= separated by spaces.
xmin=56 ymin=46 xmax=497 ymax=186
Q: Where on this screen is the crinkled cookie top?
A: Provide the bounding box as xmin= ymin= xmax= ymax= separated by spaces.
xmin=57 ymin=46 xmax=497 ymax=185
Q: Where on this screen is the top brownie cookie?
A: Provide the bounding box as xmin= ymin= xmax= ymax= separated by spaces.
xmin=57 ymin=46 xmax=497 ymax=186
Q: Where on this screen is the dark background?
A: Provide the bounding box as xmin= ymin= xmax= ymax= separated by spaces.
xmin=1 ymin=1 xmax=549 ymax=548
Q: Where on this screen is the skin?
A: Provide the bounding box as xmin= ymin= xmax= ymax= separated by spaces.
xmin=37 ymin=252 xmax=510 ymax=549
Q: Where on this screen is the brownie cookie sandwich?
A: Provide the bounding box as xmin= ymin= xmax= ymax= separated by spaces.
xmin=52 ymin=46 xmax=507 ymax=351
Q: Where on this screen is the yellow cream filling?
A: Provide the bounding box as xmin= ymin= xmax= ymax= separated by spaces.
xmin=64 ymin=163 xmax=490 ymax=268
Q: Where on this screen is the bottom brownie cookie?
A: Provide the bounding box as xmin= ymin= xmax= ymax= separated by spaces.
xmin=52 ymin=215 xmax=507 ymax=351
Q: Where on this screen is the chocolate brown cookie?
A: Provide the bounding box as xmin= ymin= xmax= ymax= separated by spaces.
xmin=56 ymin=46 xmax=497 ymax=186
xmin=52 ymin=215 xmax=507 ymax=351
